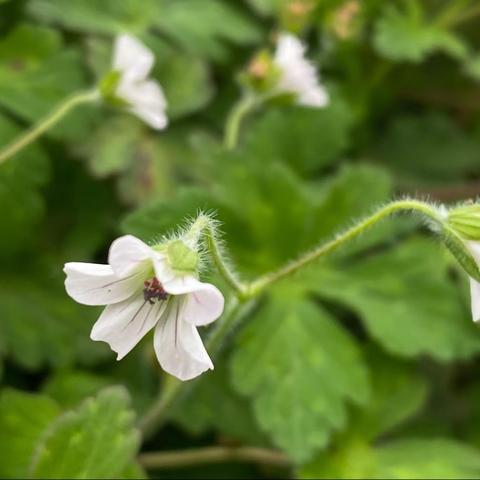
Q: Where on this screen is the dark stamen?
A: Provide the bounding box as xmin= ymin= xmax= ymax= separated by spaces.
xmin=143 ymin=277 xmax=169 ymax=304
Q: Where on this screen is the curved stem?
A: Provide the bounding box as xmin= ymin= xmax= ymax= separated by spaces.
xmin=139 ymin=446 xmax=289 ymax=470
xmin=138 ymin=199 xmax=442 ymax=440
xmin=223 ymin=94 xmax=257 ymax=151
xmin=186 ymin=214 xmax=247 ymax=297
xmin=0 ymin=89 xmax=100 ymax=164
xmin=247 ymin=199 xmax=443 ymax=296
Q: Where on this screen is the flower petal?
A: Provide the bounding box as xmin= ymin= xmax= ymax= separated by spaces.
xmin=64 ymin=262 xmax=142 ymax=306
xmin=108 ymin=235 xmax=154 ymax=277
xmin=119 ymin=80 xmax=168 ymax=130
xmin=113 ymin=34 xmax=154 ymax=82
xmin=153 ymin=299 xmax=213 ymax=381
xmin=274 ymin=33 xmax=329 ymax=109
xmin=470 ymin=278 xmax=480 ymax=322
xmin=91 ymin=294 xmax=166 ymax=360
xmin=184 ymin=282 xmax=224 ymax=326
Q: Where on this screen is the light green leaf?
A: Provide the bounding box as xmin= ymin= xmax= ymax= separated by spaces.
xmin=374 ymin=4 xmax=467 ymax=63
xmin=230 ymin=292 xmax=369 ymax=462
xmin=0 ymin=389 xmax=60 ymax=478
xmin=27 ymin=0 xmax=157 ymax=34
xmin=30 ymin=387 xmax=140 ymax=479
xmin=300 ymin=437 xmax=480 ymax=479
xmin=153 ymin=0 xmax=261 ymax=61
xmin=306 ymin=238 xmax=480 ymax=360
xmin=373 ymin=438 xmax=480 ymax=479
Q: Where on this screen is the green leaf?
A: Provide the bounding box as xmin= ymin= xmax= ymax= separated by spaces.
xmin=374 ymin=113 xmax=480 ymax=184
xmin=243 ymin=98 xmax=354 ymax=175
xmin=43 ymin=371 xmax=111 ymax=408
xmin=0 ymin=115 xmax=49 ymax=257
xmin=350 ymin=349 xmax=428 ymax=440
xmin=0 ymin=24 xmax=93 ymax=140
xmin=0 ymin=389 xmax=60 ymax=478
xmin=27 ymin=0 xmax=157 ymax=34
xmin=300 ymin=437 xmax=480 ymax=479
xmin=373 ymin=438 xmax=480 ymax=479
xmin=374 ymin=4 xmax=467 ymax=63
xmin=0 ymin=273 xmax=108 ymax=369
xmin=306 ymin=238 xmax=480 ymax=360
xmin=30 ymin=387 xmax=140 ymax=479
xmin=171 ymin=360 xmax=267 ymax=444
xmin=153 ymin=0 xmax=261 ymax=61
xmin=230 ymin=291 xmax=369 ymax=462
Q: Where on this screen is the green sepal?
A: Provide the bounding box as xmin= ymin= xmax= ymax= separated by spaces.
xmin=447 ymin=204 xmax=480 ymax=240
xmin=239 ymin=50 xmax=282 ymax=95
xmin=98 ymin=70 xmax=128 ymax=107
xmin=442 ymin=225 xmax=480 ymax=282
xmin=166 ymin=239 xmax=198 ymax=274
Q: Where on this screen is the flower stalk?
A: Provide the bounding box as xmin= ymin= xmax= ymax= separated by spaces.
xmin=223 ymin=94 xmax=257 ymax=150
xmin=0 ymin=89 xmax=100 ymax=164
xmin=138 ymin=198 xmax=445 ymax=437
xmin=138 ymin=446 xmax=289 ymax=470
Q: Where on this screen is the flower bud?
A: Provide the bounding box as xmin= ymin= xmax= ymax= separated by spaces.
xmin=447 ymin=203 xmax=480 ymax=241
xmin=166 ymin=239 xmax=199 ymax=274
xmin=239 ymin=50 xmax=281 ymax=94
xmin=280 ymin=0 xmax=316 ymax=34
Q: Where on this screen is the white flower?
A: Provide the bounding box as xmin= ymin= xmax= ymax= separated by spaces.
xmin=467 ymin=241 xmax=480 ymax=322
xmin=112 ymin=34 xmax=168 ymax=130
xmin=273 ymin=33 xmax=329 ymax=108
xmin=64 ymin=235 xmax=224 ymax=381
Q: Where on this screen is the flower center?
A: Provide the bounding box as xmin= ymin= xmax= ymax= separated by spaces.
xmin=143 ymin=277 xmax=168 ymax=304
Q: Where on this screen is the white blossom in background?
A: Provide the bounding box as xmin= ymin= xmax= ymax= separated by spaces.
xmin=64 ymin=235 xmax=224 ymax=381
xmin=112 ymin=34 xmax=168 ymax=129
xmin=273 ymin=33 xmax=329 ymax=108
xmin=466 ymin=241 xmax=480 ymax=322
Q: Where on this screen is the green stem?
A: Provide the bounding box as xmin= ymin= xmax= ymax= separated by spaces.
xmin=187 ymin=214 xmax=247 ymax=297
xmin=0 ymin=89 xmax=100 ymax=164
xmin=139 ymin=446 xmax=289 ymax=470
xmin=223 ymin=94 xmax=257 ymax=151
xmin=138 ymin=298 xmax=251 ymax=438
xmin=138 ymin=199 xmax=442 ymax=440
xmin=247 ymin=199 xmax=443 ymax=296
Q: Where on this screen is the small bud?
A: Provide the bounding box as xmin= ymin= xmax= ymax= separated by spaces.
xmin=239 ymin=50 xmax=281 ymax=94
xmin=280 ymin=0 xmax=316 ymax=34
xmin=330 ymin=1 xmax=361 ymax=40
xmin=447 ymin=203 xmax=480 ymax=241
xmin=166 ymin=239 xmax=199 ymax=274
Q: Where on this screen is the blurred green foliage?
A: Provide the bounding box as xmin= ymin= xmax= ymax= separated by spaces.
xmin=2 ymin=0 xmax=480 ymax=479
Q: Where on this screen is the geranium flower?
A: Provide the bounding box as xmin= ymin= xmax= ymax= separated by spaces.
xmin=111 ymin=34 xmax=168 ymax=129
xmin=273 ymin=33 xmax=329 ymax=108
xmin=64 ymin=235 xmax=224 ymax=381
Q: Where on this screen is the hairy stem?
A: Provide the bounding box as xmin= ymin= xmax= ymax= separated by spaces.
xmin=223 ymin=94 xmax=257 ymax=150
xmin=247 ymin=199 xmax=443 ymax=296
xmin=0 ymin=89 xmax=100 ymax=165
xmin=139 ymin=199 xmax=442 ymax=440
xmin=139 ymin=446 xmax=290 ymax=469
